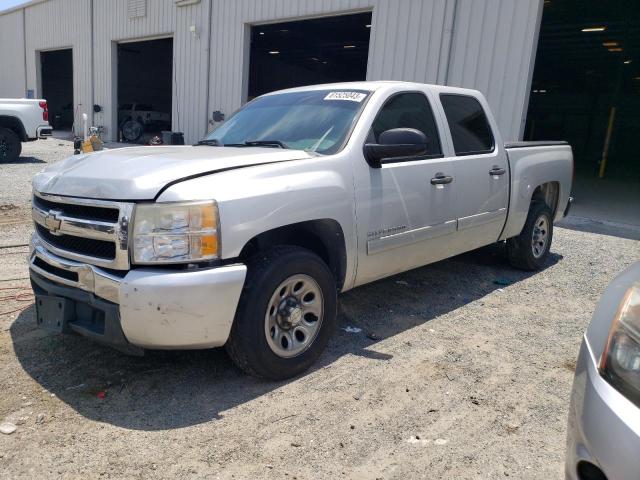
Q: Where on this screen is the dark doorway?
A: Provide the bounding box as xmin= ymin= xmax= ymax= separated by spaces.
xmin=525 ymin=0 xmax=640 ymax=182
xmin=41 ymin=49 xmax=73 ymax=131
xmin=248 ymin=12 xmax=372 ymax=100
xmin=117 ymin=38 xmax=173 ymax=143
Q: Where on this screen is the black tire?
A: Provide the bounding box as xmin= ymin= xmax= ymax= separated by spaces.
xmin=507 ymin=202 xmax=553 ymax=271
xmin=226 ymin=246 xmax=337 ymax=380
xmin=121 ymin=119 xmax=143 ymax=142
xmin=0 ymin=127 xmax=21 ymax=163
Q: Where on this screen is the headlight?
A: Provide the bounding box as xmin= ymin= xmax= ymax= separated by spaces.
xmin=599 ymin=283 xmax=640 ymax=406
xmin=132 ymin=201 xmax=219 ymax=264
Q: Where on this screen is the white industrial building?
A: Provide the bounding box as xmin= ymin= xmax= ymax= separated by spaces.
xmin=0 ymin=0 xmax=543 ymax=144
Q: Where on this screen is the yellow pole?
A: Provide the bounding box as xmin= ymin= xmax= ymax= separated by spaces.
xmin=599 ymin=106 xmax=616 ymax=179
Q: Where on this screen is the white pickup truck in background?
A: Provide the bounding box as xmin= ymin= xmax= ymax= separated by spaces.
xmin=0 ymin=98 xmax=53 ymax=162
xmin=29 ymin=81 xmax=573 ymax=379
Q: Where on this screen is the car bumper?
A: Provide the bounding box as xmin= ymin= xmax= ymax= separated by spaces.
xmin=29 ymin=241 xmax=247 ymax=351
xmin=565 ymin=337 xmax=640 ymax=480
xmin=37 ymin=126 xmax=53 ymax=138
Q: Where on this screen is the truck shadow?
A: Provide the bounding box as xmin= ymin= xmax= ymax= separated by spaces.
xmin=10 ymin=243 xmax=561 ymax=431
xmin=6 ymin=156 xmax=46 ymax=164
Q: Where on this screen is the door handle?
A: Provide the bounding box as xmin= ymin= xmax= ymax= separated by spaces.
xmin=489 ymin=166 xmax=506 ymax=176
xmin=430 ymin=173 xmax=453 ymax=185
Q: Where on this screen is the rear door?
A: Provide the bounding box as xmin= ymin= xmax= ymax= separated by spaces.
xmin=353 ymin=91 xmax=457 ymax=286
xmin=437 ymin=93 xmax=509 ymax=252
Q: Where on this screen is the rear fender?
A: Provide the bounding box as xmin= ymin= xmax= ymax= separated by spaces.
xmin=500 ymin=145 xmax=573 ymax=240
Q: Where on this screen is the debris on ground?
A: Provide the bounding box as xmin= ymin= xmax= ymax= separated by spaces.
xmin=366 ymin=332 xmax=382 ymax=341
xmin=506 ymin=423 xmax=520 ymax=434
xmin=407 ymin=435 xmax=430 ymax=445
xmin=66 ymin=383 xmax=86 ymax=391
xmin=342 ymin=326 xmax=362 ymax=333
xmin=35 ymin=413 xmax=45 ymax=424
xmin=96 ymin=391 xmax=106 ymax=400
xmin=493 ymin=278 xmax=513 ymax=286
xmin=0 ymin=422 xmax=17 ymax=435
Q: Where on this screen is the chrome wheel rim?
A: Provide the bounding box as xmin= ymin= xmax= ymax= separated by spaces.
xmin=264 ymin=274 xmax=324 ymax=358
xmin=531 ymin=214 xmax=549 ymax=258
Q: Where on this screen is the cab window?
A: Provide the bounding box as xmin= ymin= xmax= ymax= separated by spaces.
xmin=440 ymin=94 xmax=494 ymax=155
xmin=370 ymin=92 xmax=442 ymax=157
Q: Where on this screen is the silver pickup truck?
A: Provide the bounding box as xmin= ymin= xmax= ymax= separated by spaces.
xmin=29 ymin=82 xmax=573 ymax=379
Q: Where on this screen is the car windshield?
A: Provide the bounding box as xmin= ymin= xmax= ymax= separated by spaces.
xmin=203 ymin=89 xmax=371 ymax=155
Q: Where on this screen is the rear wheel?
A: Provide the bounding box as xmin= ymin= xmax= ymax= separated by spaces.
xmin=507 ymin=202 xmax=553 ymax=271
xmin=0 ymin=127 xmax=21 ymax=163
xmin=226 ymin=246 xmax=337 ymax=380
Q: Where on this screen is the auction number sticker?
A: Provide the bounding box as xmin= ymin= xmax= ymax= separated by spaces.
xmin=324 ymin=91 xmax=367 ymax=102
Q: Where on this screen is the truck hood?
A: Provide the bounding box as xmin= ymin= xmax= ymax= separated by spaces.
xmin=32 ymin=145 xmax=313 ymax=200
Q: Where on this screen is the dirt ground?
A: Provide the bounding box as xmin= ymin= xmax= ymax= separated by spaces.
xmin=0 ymin=141 xmax=639 ymax=479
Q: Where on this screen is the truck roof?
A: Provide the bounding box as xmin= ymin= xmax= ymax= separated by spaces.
xmin=263 ymin=81 xmax=483 ymax=97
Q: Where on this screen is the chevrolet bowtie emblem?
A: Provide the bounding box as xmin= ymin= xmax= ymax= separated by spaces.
xmin=44 ymin=211 xmax=62 ymax=233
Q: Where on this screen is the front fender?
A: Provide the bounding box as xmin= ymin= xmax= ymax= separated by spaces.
xmin=157 ymin=155 xmax=357 ymax=288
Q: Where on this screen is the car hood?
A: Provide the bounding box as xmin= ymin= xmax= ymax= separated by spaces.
xmin=32 ymin=145 xmax=313 ymax=200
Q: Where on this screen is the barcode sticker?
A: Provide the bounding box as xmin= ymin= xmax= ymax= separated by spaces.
xmin=324 ymin=91 xmax=367 ymax=102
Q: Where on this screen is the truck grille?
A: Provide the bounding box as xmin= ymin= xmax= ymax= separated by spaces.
xmin=32 ymin=192 xmax=134 ymax=270
xmin=36 ymin=224 xmax=116 ymax=260
xmin=33 ymin=195 xmax=119 ymax=223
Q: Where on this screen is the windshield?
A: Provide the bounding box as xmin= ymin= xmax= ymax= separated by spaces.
xmin=204 ymin=89 xmax=370 ymax=155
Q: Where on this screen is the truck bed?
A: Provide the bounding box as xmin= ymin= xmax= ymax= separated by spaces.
xmin=500 ymin=140 xmax=573 ymax=241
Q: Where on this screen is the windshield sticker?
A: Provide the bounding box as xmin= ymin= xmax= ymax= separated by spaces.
xmin=324 ymin=91 xmax=367 ymax=102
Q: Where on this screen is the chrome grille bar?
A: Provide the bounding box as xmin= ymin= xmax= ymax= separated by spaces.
xmin=32 ymin=191 xmax=134 ymax=270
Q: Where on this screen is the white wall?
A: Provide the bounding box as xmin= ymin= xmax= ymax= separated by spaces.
xmin=206 ymin=0 xmax=542 ymax=142
xmin=0 ymin=0 xmax=543 ymax=142
xmin=24 ymin=0 xmax=92 ymax=136
xmin=0 ymin=10 xmax=27 ymax=98
xmin=447 ymin=0 xmax=542 ymax=140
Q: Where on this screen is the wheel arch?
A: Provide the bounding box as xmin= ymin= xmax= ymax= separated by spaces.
xmin=0 ymin=116 xmax=27 ymax=141
xmin=531 ymin=181 xmax=560 ymax=216
xmin=237 ymin=219 xmax=348 ymax=292
xmin=501 ymin=180 xmax=562 ymax=241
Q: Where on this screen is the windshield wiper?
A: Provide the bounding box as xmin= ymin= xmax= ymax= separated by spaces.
xmin=194 ymin=139 xmax=221 ymax=146
xmin=243 ymin=140 xmax=287 ymax=149
xmin=199 ymin=139 xmax=289 ymax=148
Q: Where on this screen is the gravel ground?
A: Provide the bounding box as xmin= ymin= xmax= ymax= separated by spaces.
xmin=0 ymin=140 xmax=639 ymax=479
xmin=0 ymin=139 xmax=75 ymax=240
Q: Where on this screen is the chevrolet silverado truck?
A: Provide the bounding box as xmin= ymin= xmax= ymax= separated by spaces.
xmin=0 ymin=98 xmax=53 ymax=162
xmin=29 ymin=82 xmax=573 ymax=379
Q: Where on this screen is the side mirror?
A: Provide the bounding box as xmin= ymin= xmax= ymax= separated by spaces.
xmin=364 ymin=128 xmax=428 ymax=168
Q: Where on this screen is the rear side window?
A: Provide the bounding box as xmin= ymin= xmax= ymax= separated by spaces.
xmin=370 ymin=92 xmax=442 ymax=157
xmin=440 ymin=94 xmax=494 ymax=155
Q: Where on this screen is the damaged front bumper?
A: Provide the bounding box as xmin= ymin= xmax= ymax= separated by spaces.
xmin=29 ymin=236 xmax=247 ymax=352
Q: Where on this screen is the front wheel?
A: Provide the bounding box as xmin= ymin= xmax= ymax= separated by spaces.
xmin=507 ymin=202 xmax=553 ymax=271
xmin=226 ymin=246 xmax=337 ymax=380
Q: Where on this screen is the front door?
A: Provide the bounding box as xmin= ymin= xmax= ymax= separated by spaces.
xmin=353 ymin=91 xmax=458 ymax=286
